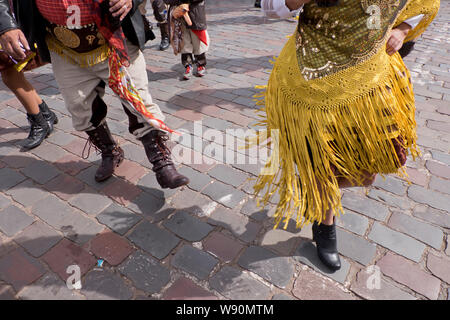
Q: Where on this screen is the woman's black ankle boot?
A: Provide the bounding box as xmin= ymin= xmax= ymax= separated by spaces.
xmin=312 ymin=220 xmax=341 ymax=271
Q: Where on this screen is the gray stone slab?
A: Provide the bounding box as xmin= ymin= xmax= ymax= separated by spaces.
xmin=0 ymin=168 xmax=26 ymax=190
xmin=20 ymin=161 xmax=60 ymax=184
xmin=388 ymin=212 xmax=444 ymax=250
xmin=372 ymin=175 xmax=407 ymax=196
xmin=336 ymin=228 xmax=377 ymax=266
xmin=82 ymin=270 xmax=133 ymax=300
xmin=336 ymin=209 xmax=369 ymax=236
xmin=412 ymin=205 xmax=450 ymax=229
xmin=341 ymin=192 xmax=389 ymax=221
xmin=127 ymin=220 xmax=180 ymax=259
xmin=5 ymin=179 xmax=48 ymax=207
xmin=208 ymin=164 xmax=249 ymax=187
xmin=209 ymin=266 xmax=271 ymax=300
xmin=408 ymin=185 xmax=450 ymax=212
xmin=368 ymin=222 xmax=426 ymax=262
xmin=293 ymin=241 xmax=351 ymax=284
xmin=15 ymin=221 xmax=62 ymax=257
xmin=0 ymin=205 xmax=34 ymax=236
xmin=178 ymin=166 xmax=213 ymax=191
xmin=202 ymin=181 xmax=246 ymax=208
xmin=171 ymin=245 xmax=218 ymax=280
xmin=126 ymin=192 xmax=174 ymax=222
xmin=118 ymin=251 xmax=171 ymax=294
xmin=430 ymin=150 xmax=450 ymax=166
xmin=163 ymin=211 xmax=214 ymax=241
xmin=240 ymin=199 xmax=274 ymax=221
xmin=272 ymin=293 xmax=295 ymax=300
xmin=18 ymin=273 xmax=82 ymax=300
xmin=238 ymin=246 xmax=294 ymax=288
xmin=368 ymin=189 xmax=412 ymax=210
xmin=68 ymin=192 xmax=113 ymax=216
xmin=137 ymin=172 xmax=178 ymax=199
xmin=96 ymin=203 xmax=142 ymax=235
xmin=0 ymin=194 xmax=11 ymax=210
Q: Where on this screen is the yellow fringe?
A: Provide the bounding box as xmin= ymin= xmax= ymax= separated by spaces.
xmin=46 ymin=34 xmax=110 ymax=68
xmin=253 ymin=47 xmax=418 ymax=231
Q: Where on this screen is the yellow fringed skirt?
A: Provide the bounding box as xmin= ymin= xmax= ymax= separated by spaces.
xmin=253 ymin=35 xmax=419 ymax=230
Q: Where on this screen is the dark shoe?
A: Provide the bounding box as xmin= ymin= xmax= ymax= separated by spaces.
xmin=254 ymin=0 xmax=261 ymax=8
xmin=22 ymin=112 xmax=50 ymax=150
xmin=312 ymin=220 xmax=341 ymax=271
xmin=140 ymin=130 xmax=189 ymax=189
xmin=38 ymin=100 xmax=58 ymax=132
xmin=85 ymin=122 xmax=124 ymax=182
xmin=159 ymin=23 xmax=170 ymax=51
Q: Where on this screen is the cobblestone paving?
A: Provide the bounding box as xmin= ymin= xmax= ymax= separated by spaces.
xmin=0 ymin=0 xmax=449 ymax=300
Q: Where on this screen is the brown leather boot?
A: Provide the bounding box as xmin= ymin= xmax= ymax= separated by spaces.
xmin=140 ymin=130 xmax=189 ymax=189
xmin=85 ymin=122 xmax=124 ymax=182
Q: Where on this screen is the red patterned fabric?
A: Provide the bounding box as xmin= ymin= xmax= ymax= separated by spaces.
xmin=35 ymin=0 xmax=95 ymax=26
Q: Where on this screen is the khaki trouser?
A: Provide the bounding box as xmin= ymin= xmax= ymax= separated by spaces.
xmin=181 ymin=25 xmax=210 ymax=56
xmin=49 ymin=41 xmax=165 ymax=139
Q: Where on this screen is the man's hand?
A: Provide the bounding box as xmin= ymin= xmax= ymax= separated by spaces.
xmin=0 ymin=29 xmax=29 ymax=61
xmin=285 ymin=0 xmax=311 ymax=11
xmin=386 ymin=22 xmax=411 ymax=56
xmin=110 ymin=0 xmax=133 ymax=21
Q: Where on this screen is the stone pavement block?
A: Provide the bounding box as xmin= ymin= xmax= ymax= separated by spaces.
xmin=54 ymin=154 xmax=91 ymax=176
xmin=293 ymin=270 xmax=356 ymax=300
xmin=350 ymin=268 xmax=416 ymax=300
xmin=46 ymin=130 xmax=76 ymax=147
xmin=170 ymin=188 xmax=217 ymax=217
xmin=238 ymin=245 xmax=294 ymax=288
xmin=0 ymin=194 xmax=11 ymax=210
xmin=43 ymin=238 xmax=96 ymax=282
xmin=209 ymin=266 xmax=271 ymax=300
xmin=121 ymin=143 xmax=147 ymax=164
xmin=15 ymin=221 xmax=62 ymax=257
xmin=101 ymin=178 xmax=142 ymax=206
xmin=377 ymin=252 xmax=441 ymax=300
xmin=240 ymin=198 xmax=274 ymax=222
xmin=1 ymin=153 xmax=35 ymax=169
xmin=127 ymin=220 xmax=180 ymax=259
xmin=412 ymin=205 xmax=450 ymax=229
xmin=114 ymin=159 xmax=148 ymax=184
xmin=426 ymin=160 xmax=450 ymax=179
xmin=208 ymin=164 xmax=248 ymax=187
xmin=369 ymin=222 xmax=426 ymax=262
xmin=30 ymin=142 xmax=67 ymax=162
xmin=336 ymin=209 xmax=369 ymax=236
xmin=429 ymin=176 xmax=450 ymax=195
xmin=127 ymin=192 xmax=174 ymax=222
xmin=408 ymin=185 xmax=450 ymax=212
xmin=20 ymin=161 xmax=60 ymax=184
xmin=0 ymin=205 xmax=34 ymax=237
xmin=163 ymin=277 xmax=217 ymax=300
xmin=171 ymin=245 xmax=218 ymax=280
xmin=0 ymin=168 xmax=26 ymax=190
xmin=68 ymin=188 xmax=113 ymax=216
xmin=0 ymin=233 xmax=15 ymax=257
xmin=373 ymin=175 xmax=407 ymax=195
xmin=82 ymin=270 xmax=133 ymax=300
xmin=203 ymin=231 xmax=244 ymax=262
xmin=208 ymin=206 xmax=262 ymax=243
xmin=426 ymin=253 xmax=450 ymax=284
xmin=202 ymin=181 xmax=246 ymax=208
xmin=430 ymin=150 xmax=450 ymax=166
xmin=89 ymin=231 xmax=134 ymax=266
xmin=178 ymin=166 xmax=213 ymax=191
xmin=163 ymin=211 xmax=214 ymax=242
xmin=18 ymin=273 xmax=82 ymax=300
xmin=293 ymin=241 xmax=350 ymax=284
xmin=260 ymin=229 xmax=301 ymax=256
xmin=118 ymin=251 xmax=170 ymax=294
xmin=5 ymin=179 xmax=47 ymax=207
xmin=137 ymin=172 xmax=178 ymax=199
xmin=341 ymin=192 xmax=389 ymax=221
xmin=0 ymin=248 xmax=46 ymax=291
xmin=272 ymin=293 xmax=295 ymax=300
xmin=404 ymin=167 xmax=428 ymax=187
xmin=336 ymin=228 xmax=377 ymax=266
xmin=76 ymin=166 xmax=115 ymax=190
xmin=43 ymin=174 xmax=85 ymax=201
xmin=96 ymin=203 xmax=142 ymax=235
xmin=368 ymin=189 xmax=412 ymax=210
xmin=388 ymin=212 xmax=444 ymax=250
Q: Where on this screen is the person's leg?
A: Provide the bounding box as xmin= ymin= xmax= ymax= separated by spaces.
xmin=192 ymin=30 xmax=209 ymax=77
xmin=181 ymin=24 xmax=194 ymax=80
xmin=114 ymin=42 xmax=189 ymax=188
xmin=1 ymin=67 xmax=58 ymax=149
xmin=50 ymin=51 xmax=124 ymax=182
xmin=151 ymin=0 xmax=170 ymax=50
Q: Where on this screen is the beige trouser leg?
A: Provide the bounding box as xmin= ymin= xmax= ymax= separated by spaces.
xmin=49 ymin=41 xmax=165 ymax=139
xmin=181 ymin=25 xmax=210 ymax=55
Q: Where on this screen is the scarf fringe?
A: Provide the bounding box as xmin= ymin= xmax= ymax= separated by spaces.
xmin=252 ymin=52 xmax=418 ymax=230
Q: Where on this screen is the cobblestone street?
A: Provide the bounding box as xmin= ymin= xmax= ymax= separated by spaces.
xmin=0 ymin=0 xmax=449 ymax=300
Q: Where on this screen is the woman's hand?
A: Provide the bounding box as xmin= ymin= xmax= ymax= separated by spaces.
xmin=386 ymin=22 xmax=412 ymax=56
xmin=0 ymin=29 xmax=29 ymax=61
xmin=285 ymin=0 xmax=312 ymax=11
xmin=110 ymin=0 xmax=133 ymax=21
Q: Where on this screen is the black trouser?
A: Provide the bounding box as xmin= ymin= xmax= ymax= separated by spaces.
xmin=182 ymin=53 xmax=207 ymax=67
xmin=152 ymin=0 xmax=167 ymax=23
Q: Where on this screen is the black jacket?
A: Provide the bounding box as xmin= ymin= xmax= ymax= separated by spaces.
xmin=164 ymin=0 xmax=206 ymax=30
xmin=0 ymin=0 xmax=150 ymax=63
